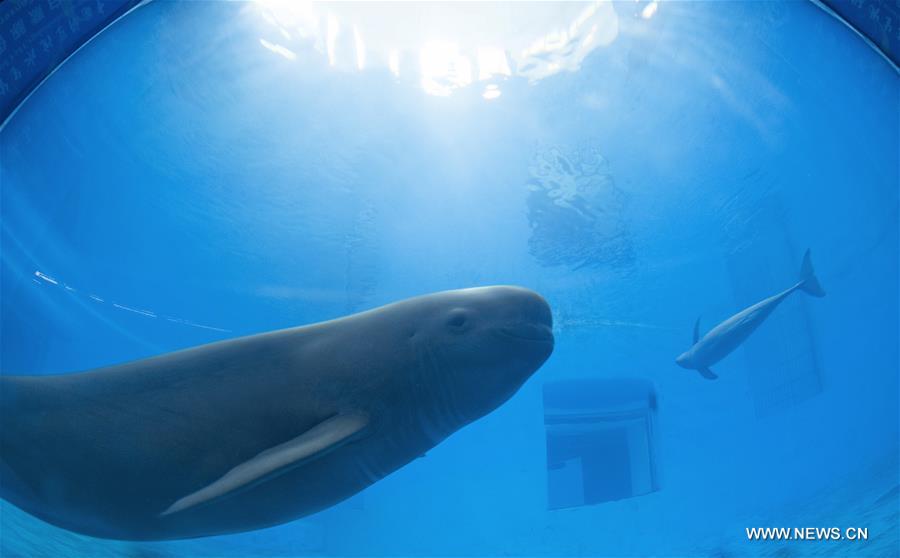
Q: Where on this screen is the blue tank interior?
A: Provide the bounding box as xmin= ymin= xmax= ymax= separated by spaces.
xmin=1 ymin=1 xmax=898 ymax=556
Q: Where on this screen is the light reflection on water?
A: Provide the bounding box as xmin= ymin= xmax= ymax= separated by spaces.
xmin=248 ymin=1 xmax=623 ymax=97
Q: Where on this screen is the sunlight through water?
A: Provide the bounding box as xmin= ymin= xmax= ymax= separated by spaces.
xmin=248 ymin=0 xmax=621 ymax=97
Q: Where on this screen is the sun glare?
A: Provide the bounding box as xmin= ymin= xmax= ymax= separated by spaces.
xmin=250 ymin=1 xmax=623 ymax=98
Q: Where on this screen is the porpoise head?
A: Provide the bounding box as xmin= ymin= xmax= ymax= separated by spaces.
xmin=395 ymin=285 xmax=554 ymax=433
xmin=675 ymin=350 xmax=694 ymax=369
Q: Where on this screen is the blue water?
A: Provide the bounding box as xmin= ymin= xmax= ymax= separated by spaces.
xmin=1 ymin=1 xmax=897 ymax=556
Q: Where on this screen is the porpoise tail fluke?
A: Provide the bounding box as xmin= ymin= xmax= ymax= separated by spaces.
xmin=798 ymin=249 xmax=826 ymax=298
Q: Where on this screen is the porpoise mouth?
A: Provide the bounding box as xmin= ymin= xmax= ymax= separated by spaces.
xmin=498 ymin=323 xmax=554 ymax=344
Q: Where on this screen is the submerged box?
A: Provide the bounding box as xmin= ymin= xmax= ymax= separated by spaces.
xmin=543 ymin=378 xmax=660 ymax=510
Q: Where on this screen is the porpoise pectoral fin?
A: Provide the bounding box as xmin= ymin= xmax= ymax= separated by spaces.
xmin=160 ymin=412 xmax=369 ymax=517
xmin=693 ymin=316 xmax=701 ymax=344
xmin=697 ymin=367 xmax=718 ymax=380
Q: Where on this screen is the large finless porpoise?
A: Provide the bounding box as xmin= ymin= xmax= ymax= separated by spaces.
xmin=676 ymin=249 xmax=825 ymax=380
xmin=0 ymin=286 xmax=554 ymax=540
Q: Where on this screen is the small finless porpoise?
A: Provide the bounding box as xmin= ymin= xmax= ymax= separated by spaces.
xmin=0 ymin=286 xmax=554 ymax=540
xmin=676 ymin=249 xmax=825 ymax=379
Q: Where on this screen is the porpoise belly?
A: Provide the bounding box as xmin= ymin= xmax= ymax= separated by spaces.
xmin=2 ymin=366 xmax=432 ymax=540
xmin=143 ymin=430 xmax=424 ymax=540
xmin=0 ymin=366 xmax=345 ymax=539
xmin=692 ymin=288 xmax=794 ymax=368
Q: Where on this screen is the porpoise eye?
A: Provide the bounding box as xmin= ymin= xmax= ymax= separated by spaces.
xmin=446 ymin=309 xmax=468 ymax=330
